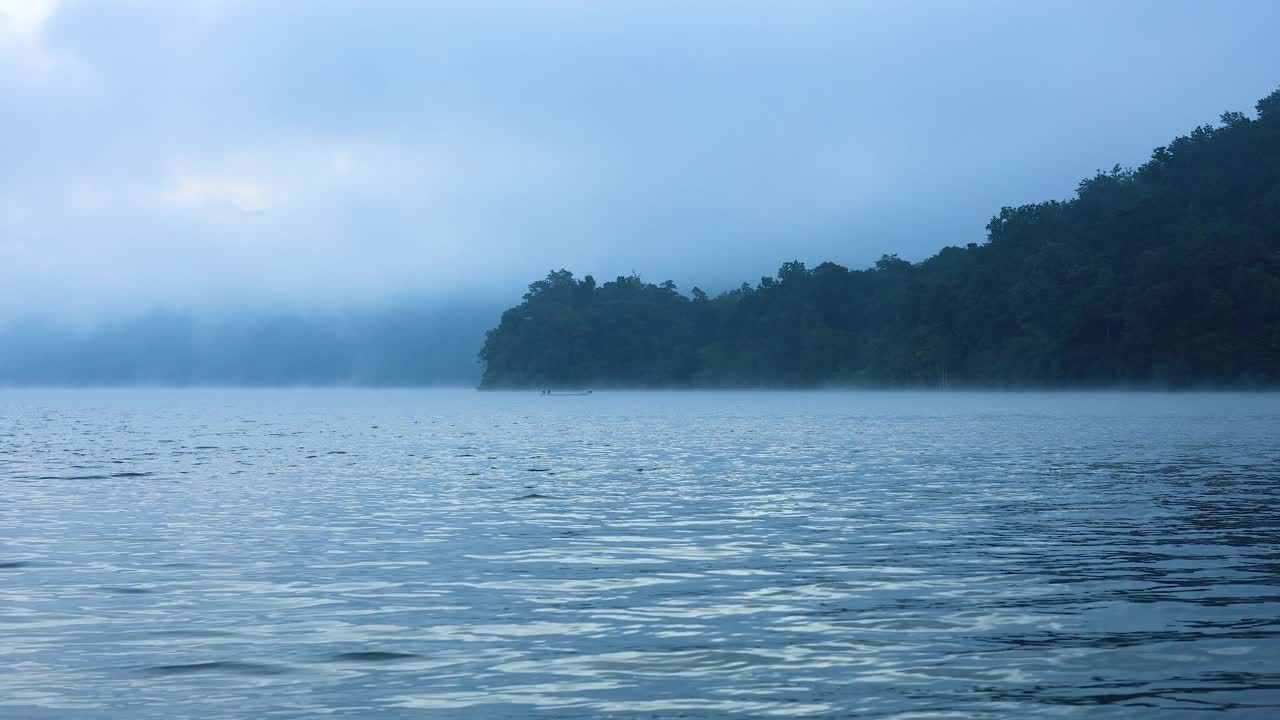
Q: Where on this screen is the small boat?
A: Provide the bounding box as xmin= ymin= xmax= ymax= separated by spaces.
xmin=540 ymin=389 xmax=592 ymax=396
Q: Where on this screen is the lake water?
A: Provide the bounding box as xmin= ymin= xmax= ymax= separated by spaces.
xmin=2 ymin=390 xmax=1279 ymax=719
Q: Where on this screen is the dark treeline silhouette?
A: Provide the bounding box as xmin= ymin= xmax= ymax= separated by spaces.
xmin=0 ymin=300 xmax=499 ymax=386
xmin=480 ymin=89 xmax=1280 ymax=388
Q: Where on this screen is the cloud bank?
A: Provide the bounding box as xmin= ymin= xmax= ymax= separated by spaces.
xmin=2 ymin=0 xmax=1278 ymax=319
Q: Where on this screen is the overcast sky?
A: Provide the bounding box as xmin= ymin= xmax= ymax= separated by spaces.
xmin=2 ymin=0 xmax=1278 ymax=319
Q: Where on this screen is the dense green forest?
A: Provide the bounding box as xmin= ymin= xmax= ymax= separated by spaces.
xmin=480 ymin=89 xmax=1280 ymax=388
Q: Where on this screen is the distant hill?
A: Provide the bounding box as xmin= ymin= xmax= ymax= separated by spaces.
xmin=480 ymin=88 xmax=1280 ymax=388
xmin=0 ymin=301 xmax=499 ymax=387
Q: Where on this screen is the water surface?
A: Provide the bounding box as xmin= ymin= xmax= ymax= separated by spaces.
xmin=3 ymin=390 xmax=1279 ymax=718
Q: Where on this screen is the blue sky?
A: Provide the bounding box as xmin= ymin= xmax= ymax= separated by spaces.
xmin=2 ymin=0 xmax=1278 ymax=318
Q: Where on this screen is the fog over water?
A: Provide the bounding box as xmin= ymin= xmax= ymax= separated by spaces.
xmin=6 ymin=8 xmax=1279 ymax=719
xmin=0 ymin=298 xmax=501 ymax=386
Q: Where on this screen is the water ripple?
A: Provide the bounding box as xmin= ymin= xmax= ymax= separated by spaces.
xmin=2 ymin=389 xmax=1279 ymax=718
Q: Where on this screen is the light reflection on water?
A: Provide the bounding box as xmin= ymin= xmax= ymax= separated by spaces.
xmin=2 ymin=389 xmax=1279 ymax=718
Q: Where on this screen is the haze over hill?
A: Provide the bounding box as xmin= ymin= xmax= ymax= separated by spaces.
xmin=2 ymin=2 xmax=1279 ymax=384
xmin=0 ymin=299 xmax=501 ymax=386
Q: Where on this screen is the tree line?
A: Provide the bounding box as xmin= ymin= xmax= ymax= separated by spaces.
xmin=480 ymin=89 xmax=1280 ymax=388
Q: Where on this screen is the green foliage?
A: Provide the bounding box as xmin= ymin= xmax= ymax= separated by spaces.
xmin=480 ymin=88 xmax=1280 ymax=388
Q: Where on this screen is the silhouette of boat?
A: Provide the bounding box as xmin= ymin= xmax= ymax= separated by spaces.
xmin=540 ymin=389 xmax=592 ymax=396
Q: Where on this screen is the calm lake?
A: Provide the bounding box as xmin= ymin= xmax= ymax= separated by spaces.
xmin=2 ymin=390 xmax=1279 ymax=718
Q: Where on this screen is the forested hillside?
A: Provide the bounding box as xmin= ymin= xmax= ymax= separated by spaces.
xmin=480 ymin=89 xmax=1280 ymax=388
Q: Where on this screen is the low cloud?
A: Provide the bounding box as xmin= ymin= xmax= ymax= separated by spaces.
xmin=164 ymin=173 xmax=277 ymax=212
xmin=1 ymin=1 xmax=1279 ymax=321
xmin=0 ymin=0 xmax=58 ymax=38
